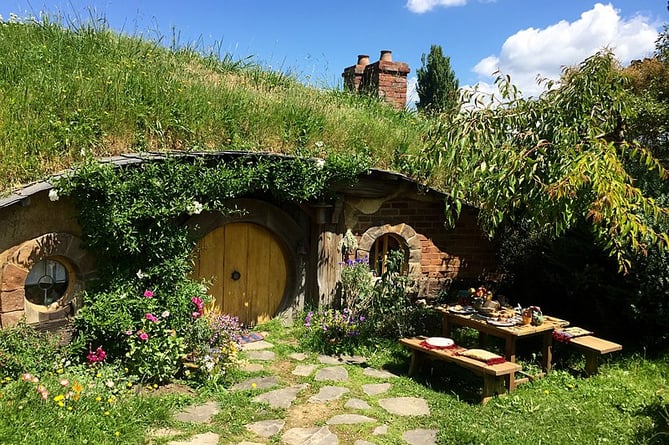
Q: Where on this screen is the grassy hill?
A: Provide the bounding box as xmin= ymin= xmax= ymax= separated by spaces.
xmin=0 ymin=17 xmax=428 ymax=195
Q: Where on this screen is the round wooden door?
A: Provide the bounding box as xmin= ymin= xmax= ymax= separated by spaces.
xmin=193 ymin=222 xmax=288 ymax=326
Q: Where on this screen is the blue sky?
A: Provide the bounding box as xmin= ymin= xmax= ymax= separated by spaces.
xmin=1 ymin=1 xmax=667 ymax=101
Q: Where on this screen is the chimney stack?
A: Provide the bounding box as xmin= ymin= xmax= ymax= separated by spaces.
xmin=342 ymin=50 xmax=410 ymax=110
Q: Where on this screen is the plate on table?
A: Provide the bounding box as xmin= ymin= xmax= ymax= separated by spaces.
xmin=448 ymin=305 xmax=476 ymax=314
xmin=425 ymin=337 xmax=455 ymax=348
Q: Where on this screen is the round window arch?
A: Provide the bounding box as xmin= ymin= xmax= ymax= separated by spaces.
xmin=357 ymin=223 xmax=422 ymax=277
xmin=24 ymin=258 xmax=72 ymax=307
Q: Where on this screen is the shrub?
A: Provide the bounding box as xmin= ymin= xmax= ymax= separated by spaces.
xmin=0 ymin=321 xmax=68 ymax=378
xmin=300 ymin=308 xmax=368 ymax=355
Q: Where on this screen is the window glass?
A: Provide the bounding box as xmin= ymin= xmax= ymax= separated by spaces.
xmin=25 ymin=259 xmax=69 ymax=306
xmin=371 ymin=234 xmax=408 ymax=275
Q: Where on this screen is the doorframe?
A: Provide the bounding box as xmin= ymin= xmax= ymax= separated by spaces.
xmin=186 ymin=199 xmax=308 ymax=322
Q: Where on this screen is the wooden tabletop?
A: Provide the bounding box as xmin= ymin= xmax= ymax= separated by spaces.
xmin=435 ymin=306 xmax=569 ymax=338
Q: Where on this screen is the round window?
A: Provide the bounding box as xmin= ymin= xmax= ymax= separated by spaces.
xmin=24 ymin=259 xmax=70 ymax=306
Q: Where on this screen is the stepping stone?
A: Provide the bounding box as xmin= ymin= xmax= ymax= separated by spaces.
xmin=253 ymin=384 xmax=309 ymax=409
xmin=246 ymin=350 xmax=276 ymax=361
xmin=315 ymin=366 xmax=348 ymax=382
xmin=245 ymin=419 xmax=286 ymax=437
xmin=237 ymin=443 xmax=265 ymax=445
xmin=240 ymin=363 xmax=265 ymax=373
xmin=378 ymin=397 xmax=430 ymax=417
xmin=317 ymin=355 xmax=366 ymax=365
xmin=309 ymin=385 xmax=349 ymax=403
xmin=241 ymin=340 xmax=274 ymax=351
xmin=403 ymin=429 xmax=438 ymax=445
xmin=318 ymin=355 xmax=343 ymax=365
xmin=363 ymin=368 xmax=398 ymax=379
xmin=326 ymin=414 xmax=376 ymax=425
xmin=167 ymin=432 xmax=219 ymax=445
xmin=292 ymin=364 xmax=318 ymax=377
xmin=231 ymin=376 xmax=279 ymax=391
xmin=282 ymin=426 xmax=338 ymax=445
xmin=339 ymin=354 xmax=366 ymax=364
xmin=355 ymin=441 xmax=376 ymax=445
xmin=373 ymin=425 xmax=389 ymax=435
xmin=172 ymin=401 xmax=219 ymax=423
xmin=362 ymin=383 xmax=391 ymax=396
xmin=289 ymin=352 xmax=308 ymax=361
xmin=344 ymin=398 xmax=371 ymax=410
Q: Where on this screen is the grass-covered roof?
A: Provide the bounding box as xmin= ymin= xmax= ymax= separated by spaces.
xmin=0 ymin=17 xmax=428 ymax=195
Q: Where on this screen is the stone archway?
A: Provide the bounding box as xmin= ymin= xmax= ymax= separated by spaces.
xmin=0 ymin=232 xmax=96 ymax=327
xmin=357 ymin=223 xmax=422 ymax=276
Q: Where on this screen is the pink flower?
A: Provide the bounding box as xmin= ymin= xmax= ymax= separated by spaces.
xmin=87 ymin=346 xmax=107 ymax=364
xmin=191 ymin=296 xmax=203 ymax=309
xmin=192 ymin=311 xmax=202 ymax=319
xmin=59 ymin=378 xmax=69 ymax=387
xmin=21 ymin=373 xmax=33 ymax=382
xmin=143 ymin=290 xmax=154 ymax=298
xmin=125 ymin=329 xmax=133 ymax=336
xmin=145 ymin=313 xmax=159 ymax=323
xmin=138 ymin=331 xmax=149 ymax=341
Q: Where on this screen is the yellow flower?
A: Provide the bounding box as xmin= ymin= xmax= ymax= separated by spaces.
xmin=152 ymin=383 xmax=158 ymax=389
xmin=57 ymin=401 xmax=64 ymax=407
xmin=95 ymin=396 xmax=102 ymax=402
xmin=104 ymin=411 xmax=110 ymax=416
xmin=251 ymin=383 xmax=257 ymax=388
xmin=114 ymin=431 xmax=120 ymax=437
xmin=543 ymin=390 xmax=550 ymax=395
xmin=67 ymin=406 xmax=72 ymax=411
xmin=96 ymin=373 xmax=102 ymax=378
xmin=126 ymin=382 xmax=133 ymax=388
xmin=56 ymin=369 xmax=64 ymax=374
xmin=53 ymin=394 xmax=65 ymax=402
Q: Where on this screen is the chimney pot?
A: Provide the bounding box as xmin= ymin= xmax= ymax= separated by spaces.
xmin=380 ymin=50 xmax=392 ymax=62
xmin=357 ymin=54 xmax=370 ymax=66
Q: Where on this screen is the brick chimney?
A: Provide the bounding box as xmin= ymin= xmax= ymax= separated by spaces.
xmin=342 ymin=50 xmax=410 ymax=110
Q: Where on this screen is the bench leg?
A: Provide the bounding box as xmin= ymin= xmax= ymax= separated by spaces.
xmin=482 ymin=374 xmax=507 ymax=404
xmin=583 ymin=351 xmax=599 ymax=376
xmin=408 ymin=350 xmax=425 ymax=377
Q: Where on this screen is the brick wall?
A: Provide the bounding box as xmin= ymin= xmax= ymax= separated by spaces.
xmin=352 ymin=198 xmax=499 ymax=298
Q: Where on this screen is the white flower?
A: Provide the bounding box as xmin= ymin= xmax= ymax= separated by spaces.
xmin=48 ymin=189 xmax=59 ymax=201
xmin=161 ymin=310 xmax=170 ymax=318
xmin=186 ymin=200 xmax=203 ymax=215
xmin=315 ymin=159 xmax=325 ymax=169
xmin=136 ymin=269 xmax=145 ymax=279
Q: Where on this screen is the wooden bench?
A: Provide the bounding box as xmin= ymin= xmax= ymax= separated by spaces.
xmin=568 ymin=335 xmax=622 ymax=376
xmin=400 ymin=337 xmax=522 ymax=404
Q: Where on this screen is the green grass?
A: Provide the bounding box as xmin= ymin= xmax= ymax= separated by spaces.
xmin=0 ymin=16 xmax=429 ymax=195
xmin=1 ymin=321 xmax=668 ymax=444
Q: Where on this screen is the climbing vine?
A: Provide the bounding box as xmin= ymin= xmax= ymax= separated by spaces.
xmin=52 ymin=152 xmax=369 ymax=381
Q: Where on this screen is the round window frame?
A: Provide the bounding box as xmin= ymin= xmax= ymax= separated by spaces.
xmin=24 ymin=256 xmax=76 ymax=310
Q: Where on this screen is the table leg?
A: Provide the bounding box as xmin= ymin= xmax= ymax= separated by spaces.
xmin=442 ymin=315 xmax=451 ymax=337
xmin=505 ymin=338 xmax=518 ymax=390
xmin=542 ymin=331 xmax=553 ymax=373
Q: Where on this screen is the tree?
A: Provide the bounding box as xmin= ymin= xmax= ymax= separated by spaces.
xmin=416 ymin=50 xmax=669 ymax=272
xmin=416 ymin=45 xmax=459 ymax=115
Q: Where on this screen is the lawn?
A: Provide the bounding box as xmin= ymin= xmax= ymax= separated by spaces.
xmin=0 ymin=320 xmax=667 ymax=445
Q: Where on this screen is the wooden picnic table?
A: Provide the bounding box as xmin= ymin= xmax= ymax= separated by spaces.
xmin=435 ymin=306 xmax=569 ymax=389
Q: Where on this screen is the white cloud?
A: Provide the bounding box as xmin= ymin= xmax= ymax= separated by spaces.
xmin=471 ymin=3 xmax=659 ymax=98
xmin=406 ymin=0 xmax=467 ymax=14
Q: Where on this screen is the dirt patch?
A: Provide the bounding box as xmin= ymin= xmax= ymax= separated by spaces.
xmin=285 ymin=400 xmax=337 ymax=428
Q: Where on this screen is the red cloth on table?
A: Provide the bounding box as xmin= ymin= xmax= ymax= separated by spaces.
xmin=419 ymin=340 xmax=458 ymax=350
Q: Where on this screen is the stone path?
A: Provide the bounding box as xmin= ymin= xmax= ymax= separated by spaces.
xmin=161 ymin=336 xmax=437 ymax=445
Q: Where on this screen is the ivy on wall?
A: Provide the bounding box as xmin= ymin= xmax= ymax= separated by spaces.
xmin=51 ymin=152 xmax=369 ymax=379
